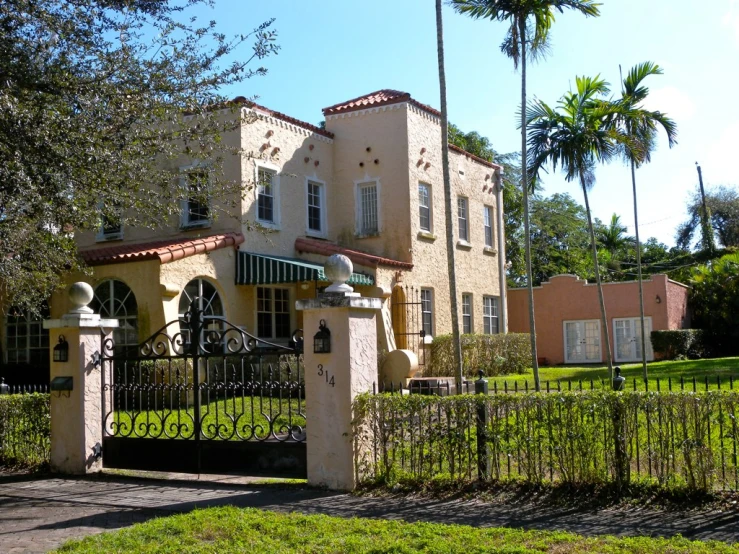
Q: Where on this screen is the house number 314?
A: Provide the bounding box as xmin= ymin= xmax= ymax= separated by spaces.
xmin=317 ymin=364 xmax=335 ymax=387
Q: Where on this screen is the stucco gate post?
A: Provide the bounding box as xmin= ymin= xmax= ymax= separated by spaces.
xmin=43 ymin=282 xmax=119 ymax=474
xmin=296 ymin=254 xmax=381 ymax=491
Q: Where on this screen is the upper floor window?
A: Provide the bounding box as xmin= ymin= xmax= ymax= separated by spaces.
xmin=418 ymin=183 xmax=431 ymax=232
xmin=98 ymin=204 xmax=123 ymax=241
xmin=457 ymin=197 xmax=469 ymax=242
xmin=462 ymin=294 xmax=472 ymax=334
xmin=484 ymin=205 xmax=494 ymax=248
xmin=92 ymin=280 xmax=138 ymax=352
xmin=357 ymin=181 xmax=379 ymax=236
xmin=306 ymin=180 xmax=326 ymax=236
xmin=420 ymin=288 xmax=433 ymax=337
xmin=181 ymin=169 xmax=210 ymax=228
xmin=5 ymin=304 xmax=50 ymax=367
xmin=483 ymin=296 xmax=499 ymax=335
xmin=257 ymin=167 xmax=277 ymax=224
xmin=257 ymin=287 xmax=291 ymax=341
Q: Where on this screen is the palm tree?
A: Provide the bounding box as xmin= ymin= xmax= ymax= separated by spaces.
xmin=527 ymin=76 xmax=627 ymax=378
xmin=436 ymin=0 xmax=464 ymax=390
xmin=450 ymin=0 xmax=600 ymax=391
xmin=614 ymin=62 xmax=677 ymax=381
xmin=597 ymin=213 xmax=634 ymax=276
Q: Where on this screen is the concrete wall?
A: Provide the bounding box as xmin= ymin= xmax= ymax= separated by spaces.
xmin=508 ymin=274 xmax=690 ymax=365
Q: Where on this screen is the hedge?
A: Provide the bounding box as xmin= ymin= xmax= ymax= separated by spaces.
xmin=0 ymin=393 xmax=50 ymax=467
xmin=650 ymin=329 xmax=705 ymax=360
xmin=425 ymin=333 xmax=531 ymax=378
xmin=354 ymin=390 xmax=739 ymax=492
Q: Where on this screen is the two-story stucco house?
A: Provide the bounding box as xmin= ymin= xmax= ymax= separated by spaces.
xmin=0 ymin=89 xmax=507 ymax=384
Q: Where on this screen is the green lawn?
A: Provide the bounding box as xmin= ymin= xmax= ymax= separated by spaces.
xmin=486 ymin=356 xmax=739 ymax=391
xmin=111 ymin=397 xmax=305 ymax=440
xmin=54 ymin=506 xmax=738 ymax=553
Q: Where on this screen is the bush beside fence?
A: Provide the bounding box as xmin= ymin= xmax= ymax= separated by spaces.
xmin=0 ymin=394 xmax=50 ymax=467
xmin=425 ymin=333 xmax=530 ymax=378
xmin=354 ymin=390 xmax=739 ymax=492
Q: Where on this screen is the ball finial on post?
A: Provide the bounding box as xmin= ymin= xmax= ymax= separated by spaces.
xmin=68 ymin=282 xmax=94 ymax=314
xmin=324 ymin=254 xmax=354 ymax=294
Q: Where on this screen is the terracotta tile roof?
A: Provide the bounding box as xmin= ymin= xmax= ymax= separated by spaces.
xmin=448 ymin=143 xmax=502 ymax=171
xmin=232 ymin=97 xmax=334 ymax=139
xmin=295 ymin=237 xmax=413 ymax=270
xmin=322 ymin=89 xmax=442 ymax=118
xmin=79 ymin=232 xmax=245 ymax=267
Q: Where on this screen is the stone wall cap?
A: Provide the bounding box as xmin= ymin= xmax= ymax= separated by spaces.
xmin=44 ymin=314 xmax=120 ymax=329
xmin=296 ymin=296 xmax=382 ymax=311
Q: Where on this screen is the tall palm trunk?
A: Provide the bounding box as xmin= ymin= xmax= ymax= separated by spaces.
xmin=582 ymin=183 xmax=614 ymax=377
xmin=519 ymin=18 xmax=540 ymax=390
xmin=631 ymin=159 xmax=648 ymax=381
xmin=436 ymin=0 xmax=463 ymax=390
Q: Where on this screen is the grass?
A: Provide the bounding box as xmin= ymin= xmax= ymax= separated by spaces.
xmin=486 ymin=356 xmax=739 ymax=391
xmin=54 ymin=506 xmax=739 ymax=553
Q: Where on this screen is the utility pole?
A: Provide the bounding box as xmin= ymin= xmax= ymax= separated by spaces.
xmin=695 ymin=162 xmax=715 ymax=253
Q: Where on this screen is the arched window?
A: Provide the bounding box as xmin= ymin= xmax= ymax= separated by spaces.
xmin=91 ymin=280 xmax=138 ymax=351
xmin=5 ymin=303 xmax=50 ymax=368
xmin=178 ymin=278 xmax=225 ymax=349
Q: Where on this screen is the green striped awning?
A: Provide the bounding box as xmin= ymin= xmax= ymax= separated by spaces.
xmin=236 ymin=252 xmax=374 ymax=286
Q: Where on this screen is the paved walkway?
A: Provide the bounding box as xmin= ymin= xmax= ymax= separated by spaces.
xmin=0 ymin=473 xmax=738 ymax=553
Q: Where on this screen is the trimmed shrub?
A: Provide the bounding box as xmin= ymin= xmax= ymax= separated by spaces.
xmin=425 ymin=333 xmax=531 ymax=378
xmin=0 ymin=393 xmax=50 ymax=467
xmin=354 ymin=389 xmax=739 ymax=492
xmin=650 ymin=329 xmax=705 ymax=360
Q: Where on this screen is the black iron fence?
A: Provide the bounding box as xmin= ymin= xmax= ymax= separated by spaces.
xmin=357 ymin=385 xmax=739 ymax=492
xmin=101 ymin=301 xmax=307 ymax=477
xmin=0 ymin=379 xmax=49 ymax=395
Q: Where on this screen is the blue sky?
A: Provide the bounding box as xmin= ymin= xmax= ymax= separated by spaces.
xmin=201 ymin=0 xmax=738 ymax=247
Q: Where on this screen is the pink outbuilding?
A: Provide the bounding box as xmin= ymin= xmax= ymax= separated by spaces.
xmin=507 ymin=274 xmax=690 ymax=365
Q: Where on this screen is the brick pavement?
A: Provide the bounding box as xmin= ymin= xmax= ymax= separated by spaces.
xmin=0 ymin=473 xmax=737 ymax=553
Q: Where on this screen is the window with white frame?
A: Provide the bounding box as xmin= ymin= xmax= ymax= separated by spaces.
xmin=257 ymin=167 xmax=277 ymax=224
xmin=457 ymin=197 xmax=469 ymax=242
xmin=181 ymin=169 xmax=210 ymax=228
xmin=306 ymin=180 xmax=325 ymax=235
xmin=462 ymin=294 xmax=472 ymax=334
xmin=483 ymin=296 xmax=499 ymax=334
xmin=98 ymin=203 xmax=123 ymax=240
xmin=5 ymin=304 xmax=50 ymax=367
xmin=257 ymin=287 xmax=291 ymax=341
xmin=357 ymin=181 xmax=379 ymax=236
xmin=418 ymin=183 xmax=431 ymax=232
xmin=484 ymin=205 xmax=494 ymax=247
xmin=92 ymin=280 xmax=138 ymax=353
xmin=420 ymin=288 xmax=433 ymax=337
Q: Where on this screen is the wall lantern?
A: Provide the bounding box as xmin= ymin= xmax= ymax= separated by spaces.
xmin=313 ymin=319 xmax=331 ymax=354
xmin=655 ymin=295 xmax=662 ymax=304
xmin=53 ymin=335 xmax=69 ymax=363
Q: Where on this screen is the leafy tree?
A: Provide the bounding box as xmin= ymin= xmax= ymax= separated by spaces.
xmin=450 ymin=0 xmax=600 ymax=391
xmin=613 ymin=62 xmax=677 ymax=380
xmin=677 ymin=186 xmax=739 ymax=250
xmin=436 ymin=0 xmax=463 ymax=390
xmin=527 ymin=75 xmax=626 ymax=377
xmin=0 ymin=0 xmax=279 ymax=311
xmin=690 ymin=252 xmax=739 ymax=356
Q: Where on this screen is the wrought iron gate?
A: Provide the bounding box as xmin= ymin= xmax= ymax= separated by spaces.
xmin=101 ymin=302 xmax=306 ymax=477
xmin=391 ymin=285 xmax=426 ymax=367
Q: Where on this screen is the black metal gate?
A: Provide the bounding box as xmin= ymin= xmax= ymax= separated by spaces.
xmin=391 ymin=285 xmax=426 ymax=367
xmin=101 ymin=302 xmax=306 ymax=477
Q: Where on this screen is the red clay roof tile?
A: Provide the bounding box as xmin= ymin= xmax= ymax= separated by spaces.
xmin=295 ymin=237 xmax=413 ymax=270
xmin=322 ymin=89 xmax=441 ymax=118
xmin=79 ymin=232 xmax=244 ymax=267
xmin=231 ymin=97 xmax=334 ymax=139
